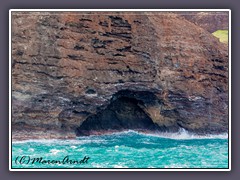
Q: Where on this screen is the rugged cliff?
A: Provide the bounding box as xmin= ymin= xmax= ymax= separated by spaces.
xmin=177 ymin=11 xmax=229 ymax=33
xmin=11 ymin=12 xmax=229 ymax=137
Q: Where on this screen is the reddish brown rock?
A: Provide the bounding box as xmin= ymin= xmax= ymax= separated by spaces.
xmin=11 ymin=12 xmax=229 ymax=137
xmin=176 ymin=11 xmax=229 ymax=33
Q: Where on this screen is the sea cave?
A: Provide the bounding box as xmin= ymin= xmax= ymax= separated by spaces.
xmin=76 ymin=90 xmax=164 ymax=136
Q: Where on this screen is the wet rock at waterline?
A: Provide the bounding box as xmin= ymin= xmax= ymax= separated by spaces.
xmin=11 ymin=12 xmax=229 ymax=137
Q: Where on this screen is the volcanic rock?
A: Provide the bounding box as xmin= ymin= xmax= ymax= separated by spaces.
xmin=11 ymin=12 xmax=229 ymax=137
xmin=176 ymin=11 xmax=229 ymax=33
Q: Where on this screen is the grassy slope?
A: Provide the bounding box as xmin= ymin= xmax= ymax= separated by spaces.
xmin=212 ymin=30 xmax=228 ymax=44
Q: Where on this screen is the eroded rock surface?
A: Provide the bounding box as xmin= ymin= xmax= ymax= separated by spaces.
xmin=12 ymin=12 xmax=229 ymax=136
xmin=177 ymin=11 xmax=229 ymax=33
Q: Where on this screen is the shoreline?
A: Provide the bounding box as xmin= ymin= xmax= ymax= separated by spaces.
xmin=12 ymin=130 xmax=77 ymax=141
xmin=11 ymin=129 xmax=228 ymax=142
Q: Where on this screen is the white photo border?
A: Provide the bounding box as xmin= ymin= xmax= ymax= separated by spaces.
xmin=9 ymin=9 xmax=231 ymax=171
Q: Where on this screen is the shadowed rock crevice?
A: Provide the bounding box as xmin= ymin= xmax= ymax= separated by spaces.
xmin=76 ymin=93 xmax=162 ymax=136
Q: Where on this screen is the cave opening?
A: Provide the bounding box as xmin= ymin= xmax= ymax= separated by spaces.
xmin=76 ymin=90 xmax=162 ymax=136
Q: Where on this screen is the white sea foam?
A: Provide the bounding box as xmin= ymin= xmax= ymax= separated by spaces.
xmin=113 ymin=164 xmax=128 ymax=168
xmin=100 ymin=128 xmax=228 ymax=140
xmin=49 ymin=149 xmax=62 ymax=155
xmin=28 ymin=148 xmax=34 ymax=152
xmin=150 ymin=128 xmax=228 ymax=140
xmin=70 ymin=145 xmax=77 ymax=149
xmin=12 ymin=139 xmax=63 ymax=144
xmin=12 ymin=128 xmax=228 ymax=144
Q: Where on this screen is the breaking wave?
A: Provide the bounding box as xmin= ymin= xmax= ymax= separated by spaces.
xmin=12 ymin=128 xmax=228 ymax=144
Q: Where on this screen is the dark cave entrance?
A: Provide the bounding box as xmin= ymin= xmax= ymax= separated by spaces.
xmin=76 ymin=90 xmax=161 ymax=136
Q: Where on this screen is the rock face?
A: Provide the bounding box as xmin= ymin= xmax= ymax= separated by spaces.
xmin=11 ymin=12 xmax=229 ymax=136
xmin=177 ymin=12 xmax=229 ymax=33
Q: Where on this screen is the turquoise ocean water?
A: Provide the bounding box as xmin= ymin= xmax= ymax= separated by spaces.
xmin=12 ymin=129 xmax=228 ymax=169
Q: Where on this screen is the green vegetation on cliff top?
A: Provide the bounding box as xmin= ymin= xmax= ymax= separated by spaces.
xmin=212 ymin=30 xmax=228 ymax=44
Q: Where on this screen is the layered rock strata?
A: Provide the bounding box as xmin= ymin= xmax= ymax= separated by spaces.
xmin=12 ymin=12 xmax=229 ymax=137
xmin=177 ymin=11 xmax=229 ymax=33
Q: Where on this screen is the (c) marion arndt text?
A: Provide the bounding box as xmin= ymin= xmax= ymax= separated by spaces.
xmin=15 ymin=155 xmax=90 ymax=165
